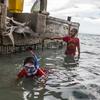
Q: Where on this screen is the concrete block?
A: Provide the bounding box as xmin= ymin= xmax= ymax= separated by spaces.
xmin=36 ymin=13 xmax=46 ymax=33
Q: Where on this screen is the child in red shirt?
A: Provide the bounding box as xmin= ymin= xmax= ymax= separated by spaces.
xmin=50 ymin=28 xmax=80 ymax=58
xmin=16 ymin=47 xmax=47 ymax=80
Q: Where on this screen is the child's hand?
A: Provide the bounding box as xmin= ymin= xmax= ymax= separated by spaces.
xmin=43 ymin=37 xmax=50 ymax=40
xmin=26 ymin=47 xmax=33 ymax=51
xmin=26 ymin=47 xmax=35 ymax=55
xmin=50 ymin=37 xmax=54 ymax=40
xmin=78 ymin=54 xmax=80 ymax=60
xmin=39 ymin=75 xmax=48 ymax=83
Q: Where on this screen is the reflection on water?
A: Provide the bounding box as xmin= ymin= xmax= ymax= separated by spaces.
xmin=18 ymin=78 xmax=46 ymax=100
xmin=0 ymin=34 xmax=100 ymax=100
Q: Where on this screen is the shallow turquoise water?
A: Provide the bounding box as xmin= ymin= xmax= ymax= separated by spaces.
xmin=0 ymin=34 xmax=100 ymax=100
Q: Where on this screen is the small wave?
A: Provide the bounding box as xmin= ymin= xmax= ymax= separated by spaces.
xmin=81 ymin=51 xmax=98 ymax=55
xmin=46 ymin=63 xmax=55 ymax=66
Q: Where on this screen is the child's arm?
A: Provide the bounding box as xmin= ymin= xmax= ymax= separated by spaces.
xmin=16 ymin=68 xmax=27 ymax=80
xmin=27 ymin=47 xmax=47 ymax=76
xmin=27 ymin=47 xmax=40 ymax=69
xmin=51 ymin=37 xmax=63 ymax=40
xmin=43 ymin=36 xmax=63 ymax=40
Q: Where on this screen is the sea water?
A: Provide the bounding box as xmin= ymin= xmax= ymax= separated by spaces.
xmin=0 ymin=33 xmax=100 ymax=100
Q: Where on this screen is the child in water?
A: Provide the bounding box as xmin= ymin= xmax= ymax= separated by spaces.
xmin=16 ymin=47 xmax=47 ymax=81
xmin=50 ymin=28 xmax=80 ymax=58
xmin=44 ymin=28 xmax=80 ymax=66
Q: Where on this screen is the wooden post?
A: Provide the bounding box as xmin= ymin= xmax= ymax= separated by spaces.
xmin=40 ymin=0 xmax=47 ymax=12
xmin=0 ymin=3 xmax=7 ymax=29
xmin=67 ymin=16 xmax=71 ymax=35
xmin=0 ymin=3 xmax=7 ymax=54
xmin=35 ymin=13 xmax=47 ymax=33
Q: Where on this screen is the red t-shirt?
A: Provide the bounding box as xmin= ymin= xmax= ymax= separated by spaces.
xmin=17 ymin=68 xmax=46 ymax=78
xmin=62 ymin=36 xmax=79 ymax=56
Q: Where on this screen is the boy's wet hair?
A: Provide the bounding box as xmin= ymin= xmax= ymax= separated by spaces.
xmin=24 ymin=57 xmax=35 ymax=65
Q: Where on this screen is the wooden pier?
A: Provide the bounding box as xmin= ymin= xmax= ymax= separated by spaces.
xmin=0 ymin=3 xmax=80 ymax=55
